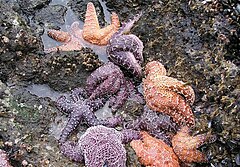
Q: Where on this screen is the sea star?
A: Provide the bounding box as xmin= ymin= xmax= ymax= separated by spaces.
xmin=85 ymin=62 xmax=144 ymax=111
xmin=143 ymin=61 xmax=196 ymax=126
xmin=60 ymin=125 xmax=140 ymax=167
xmin=56 ymin=87 xmax=122 ymax=144
xmin=82 ymin=2 xmax=120 ymax=45
xmin=130 ymin=131 xmax=180 ymax=167
xmin=125 ymin=106 xmax=178 ymax=146
xmin=45 ymin=20 xmax=86 ymax=53
xmin=172 ymin=126 xmax=216 ymax=164
xmin=45 ymin=2 xmax=120 ymax=52
xmin=106 ymin=13 xmax=144 ymax=79
xmin=0 ymin=149 xmax=12 ymax=167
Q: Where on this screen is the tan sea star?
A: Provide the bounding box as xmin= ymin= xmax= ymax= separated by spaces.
xmin=172 ymin=126 xmax=216 ymax=163
xmin=130 ymin=131 xmax=180 ymax=167
xmin=143 ymin=61 xmax=196 ymax=126
xmin=45 ymin=2 xmax=120 ymax=52
xmin=82 ymin=2 xmax=120 ymax=45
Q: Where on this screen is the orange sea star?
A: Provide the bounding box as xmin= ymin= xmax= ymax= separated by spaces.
xmin=143 ymin=61 xmax=196 ymax=126
xmin=130 ymin=131 xmax=180 ymax=167
xmin=82 ymin=2 xmax=120 ymax=45
xmin=45 ymin=2 xmax=120 ymax=52
xmin=172 ymin=126 xmax=216 ymax=163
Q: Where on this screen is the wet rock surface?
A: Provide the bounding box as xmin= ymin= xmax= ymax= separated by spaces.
xmin=33 ymin=4 xmax=68 ymax=28
xmin=0 ymin=0 xmax=239 ymax=166
xmin=18 ymin=0 xmax=51 ymax=14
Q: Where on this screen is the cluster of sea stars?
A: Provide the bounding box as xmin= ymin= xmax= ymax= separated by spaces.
xmin=48 ymin=2 xmax=145 ymax=166
xmin=46 ymin=2 xmax=216 ymax=167
xmin=128 ymin=61 xmax=216 ymax=166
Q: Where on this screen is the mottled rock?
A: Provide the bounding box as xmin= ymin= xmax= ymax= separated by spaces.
xmin=0 ymin=149 xmax=12 ymax=167
xmin=18 ymin=0 xmax=50 ymax=14
xmin=33 ymin=5 xmax=67 ymax=27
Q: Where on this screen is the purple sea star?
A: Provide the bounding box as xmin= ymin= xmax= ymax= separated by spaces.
xmin=56 ymin=87 xmax=121 ymax=143
xmin=125 ymin=106 xmax=178 ymax=146
xmin=60 ymin=125 xmax=140 ymax=167
xmin=106 ymin=13 xmax=144 ymax=79
xmin=85 ymin=62 xmax=144 ymax=111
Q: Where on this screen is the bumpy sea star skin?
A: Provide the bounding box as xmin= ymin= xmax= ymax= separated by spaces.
xmin=143 ymin=61 xmax=196 ymax=126
xmin=56 ymin=87 xmax=121 ymax=143
xmin=85 ymin=62 xmax=144 ymax=111
xmin=45 ymin=2 xmax=119 ymax=52
xmin=172 ymin=126 xmax=217 ymax=163
xmin=0 ymin=149 xmax=12 ymax=167
xmin=106 ymin=13 xmax=144 ymax=79
xmin=82 ymin=2 xmax=120 ymax=45
xmin=130 ymin=131 xmax=180 ymax=167
xmin=60 ymin=125 xmax=140 ymax=167
xmin=125 ymin=106 xmax=178 ymax=146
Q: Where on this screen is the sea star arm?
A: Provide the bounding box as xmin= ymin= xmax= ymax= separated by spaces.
xmin=56 ymin=96 xmax=73 ymax=114
xmin=121 ymin=129 xmax=141 ymax=144
xmin=190 ymin=133 xmax=217 ymax=149
xmin=85 ymin=62 xmax=117 ymax=95
xmin=144 ymin=88 xmax=195 ymax=126
xmin=44 ymin=37 xmax=82 ymax=53
xmin=82 ymin=2 xmax=120 ymax=45
xmin=127 ymin=34 xmax=144 ymax=64
xmin=88 ymin=73 xmax=121 ymax=100
xmin=108 ymin=79 xmax=129 ymax=111
xmin=98 ymin=12 xmax=120 ymax=44
xmin=130 ymin=139 xmax=153 ymax=165
xmin=60 ymin=141 xmax=84 ymax=162
xmin=108 ymin=51 xmax=142 ymax=79
xmin=150 ymin=76 xmax=195 ymax=105
xmin=59 ymin=108 xmax=83 ymax=143
xmin=83 ymin=2 xmax=100 ymax=37
xmin=70 ymin=87 xmax=88 ymax=102
xmin=117 ymin=11 xmax=142 ymax=35
xmin=47 ymin=29 xmax=71 ymax=43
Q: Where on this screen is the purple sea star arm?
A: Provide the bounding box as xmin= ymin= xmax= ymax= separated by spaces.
xmin=116 ymin=11 xmax=142 ymax=36
xmin=108 ymin=51 xmax=142 ymax=79
xmin=108 ymin=35 xmax=144 ymax=64
xmin=56 ymin=96 xmax=73 ymax=114
xmin=60 ymin=141 xmax=84 ymax=162
xmin=121 ymin=129 xmax=141 ymax=144
xmin=70 ymin=87 xmax=88 ymax=102
xmin=59 ymin=107 xmax=83 ymax=144
xmin=124 ymin=106 xmax=178 ymax=146
xmin=85 ymin=98 xmax=106 ymax=110
xmin=141 ymin=106 xmax=178 ymax=132
xmin=108 ymin=79 xmax=129 ymax=111
xmin=85 ymin=62 xmax=121 ymax=95
xmin=89 ymin=73 xmax=122 ymax=100
xmin=151 ymin=130 xmax=174 ymax=146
